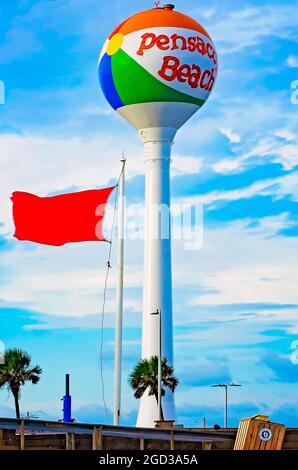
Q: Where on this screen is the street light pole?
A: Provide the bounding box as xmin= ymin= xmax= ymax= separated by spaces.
xmin=224 ymin=384 xmax=228 ymax=428
xmin=151 ymin=309 xmax=162 ymax=421
xmin=211 ymin=383 xmax=242 ymax=428
xmin=158 ymin=309 xmax=162 ymax=421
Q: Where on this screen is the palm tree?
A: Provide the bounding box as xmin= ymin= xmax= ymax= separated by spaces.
xmin=0 ymin=348 xmax=42 ymax=419
xmin=128 ymin=356 xmax=179 ymax=421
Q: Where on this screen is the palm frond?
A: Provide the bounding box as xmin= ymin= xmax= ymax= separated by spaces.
xmin=129 ymin=356 xmax=179 ymax=404
xmin=0 ymin=348 xmax=42 ymax=399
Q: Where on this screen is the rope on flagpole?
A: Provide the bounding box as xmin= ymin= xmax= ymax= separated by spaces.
xmin=99 ymin=158 xmax=125 ymax=425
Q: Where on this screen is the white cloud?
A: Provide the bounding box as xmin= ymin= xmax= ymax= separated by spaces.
xmin=191 ymin=264 xmax=298 ymax=306
xmin=275 ymin=144 xmax=298 ymax=170
xmin=241 ymin=138 xmax=298 ymax=171
xmin=170 ymin=220 xmax=298 ymax=338
xmin=212 ymin=158 xmax=241 ymax=174
xmin=200 ymin=9 xmax=216 ymax=19
xmin=287 ymin=55 xmax=298 ymax=68
xmin=180 ymin=91 xmax=296 ymax=175
xmin=247 ymin=213 xmax=297 ymax=237
xmin=274 ymin=172 xmax=298 ymax=200
xmin=230 ymin=8 xmax=259 ymax=20
xmin=210 ymin=4 xmax=298 ymax=54
xmin=275 ymin=129 xmax=296 ymax=142
xmin=0 ymin=238 xmax=144 ymax=318
xmin=242 ymin=140 xmax=273 ymax=159
xmin=171 ymin=155 xmax=203 ymax=176
xmin=175 ymin=171 xmax=298 ymax=206
xmin=219 ymin=127 xmax=241 ymax=144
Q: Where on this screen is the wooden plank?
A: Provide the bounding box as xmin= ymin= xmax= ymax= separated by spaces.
xmin=241 ymin=419 xmax=250 ymax=449
xmin=0 ymin=445 xmax=20 ymax=450
xmin=65 ymin=433 xmax=71 ymax=450
xmin=283 ymin=430 xmax=298 ymax=442
xmin=259 ymin=422 xmax=270 ymax=450
xmin=282 ymin=441 xmax=298 ymax=450
xmin=267 ymin=423 xmax=281 ymax=450
xmin=20 ymin=420 xmax=25 ymax=451
xmin=170 ymin=431 xmax=175 ymax=450
xmin=140 ymin=438 xmax=144 ymax=450
xmin=242 ymin=419 xmax=251 ymax=449
xmin=65 ymin=433 xmax=76 ymax=450
xmin=92 ymin=427 xmax=98 ymax=450
xmin=238 ymin=421 xmax=246 ymax=449
xmin=247 ymin=420 xmax=254 ymax=448
xmin=250 ymin=420 xmax=260 ymax=449
xmin=202 ymin=442 xmax=212 ymax=450
xmin=23 ymin=436 xmax=66 ymax=447
xmin=270 ymin=424 xmax=280 ymax=450
xmin=213 ymin=441 xmax=234 ymax=450
xmin=0 ymin=429 xmax=3 ymax=445
xmin=71 ymin=433 xmax=76 ymax=450
xmin=98 ymin=426 xmax=103 ymax=450
xmin=234 ymin=419 xmax=245 ymax=449
xmin=271 ymin=429 xmax=280 ymax=450
xmin=276 ymin=426 xmax=286 ymax=450
xmin=265 ymin=423 xmax=273 ymax=450
xmin=236 ymin=418 xmax=249 ymax=449
xmin=92 ymin=426 xmax=103 ymax=450
xmin=258 ymin=421 xmax=266 ymax=450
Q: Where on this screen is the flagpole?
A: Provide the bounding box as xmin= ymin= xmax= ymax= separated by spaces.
xmin=114 ymin=157 xmax=125 ymax=426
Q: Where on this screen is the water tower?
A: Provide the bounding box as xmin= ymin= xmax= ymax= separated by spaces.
xmin=98 ymin=4 xmax=218 ymax=427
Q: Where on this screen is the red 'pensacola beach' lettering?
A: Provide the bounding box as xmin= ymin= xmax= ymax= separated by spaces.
xmin=137 ymin=32 xmax=217 ymax=67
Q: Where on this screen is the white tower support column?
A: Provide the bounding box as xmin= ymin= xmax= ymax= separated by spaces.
xmin=136 ymin=127 xmax=177 ymax=428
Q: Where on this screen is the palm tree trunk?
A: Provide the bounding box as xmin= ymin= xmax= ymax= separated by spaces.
xmin=13 ymin=392 xmax=20 ymax=419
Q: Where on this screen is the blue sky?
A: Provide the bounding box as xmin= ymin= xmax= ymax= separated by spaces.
xmin=0 ymin=0 xmax=298 ymax=427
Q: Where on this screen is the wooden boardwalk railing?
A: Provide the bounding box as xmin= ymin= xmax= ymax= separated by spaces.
xmin=0 ymin=417 xmax=236 ymax=451
xmin=1 ymin=417 xmax=297 ymax=451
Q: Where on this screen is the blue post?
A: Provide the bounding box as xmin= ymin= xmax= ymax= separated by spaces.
xmin=63 ymin=374 xmax=72 ymax=423
xmin=63 ymin=395 xmax=72 ymax=423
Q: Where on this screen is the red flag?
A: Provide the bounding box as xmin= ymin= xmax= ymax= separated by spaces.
xmin=11 ymin=188 xmax=115 ymax=246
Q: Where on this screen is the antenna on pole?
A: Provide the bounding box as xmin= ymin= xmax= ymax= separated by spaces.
xmin=154 ymin=1 xmax=161 ymax=7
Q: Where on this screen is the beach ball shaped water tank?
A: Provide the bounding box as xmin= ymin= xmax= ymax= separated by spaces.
xmin=98 ymin=5 xmax=218 ymax=119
